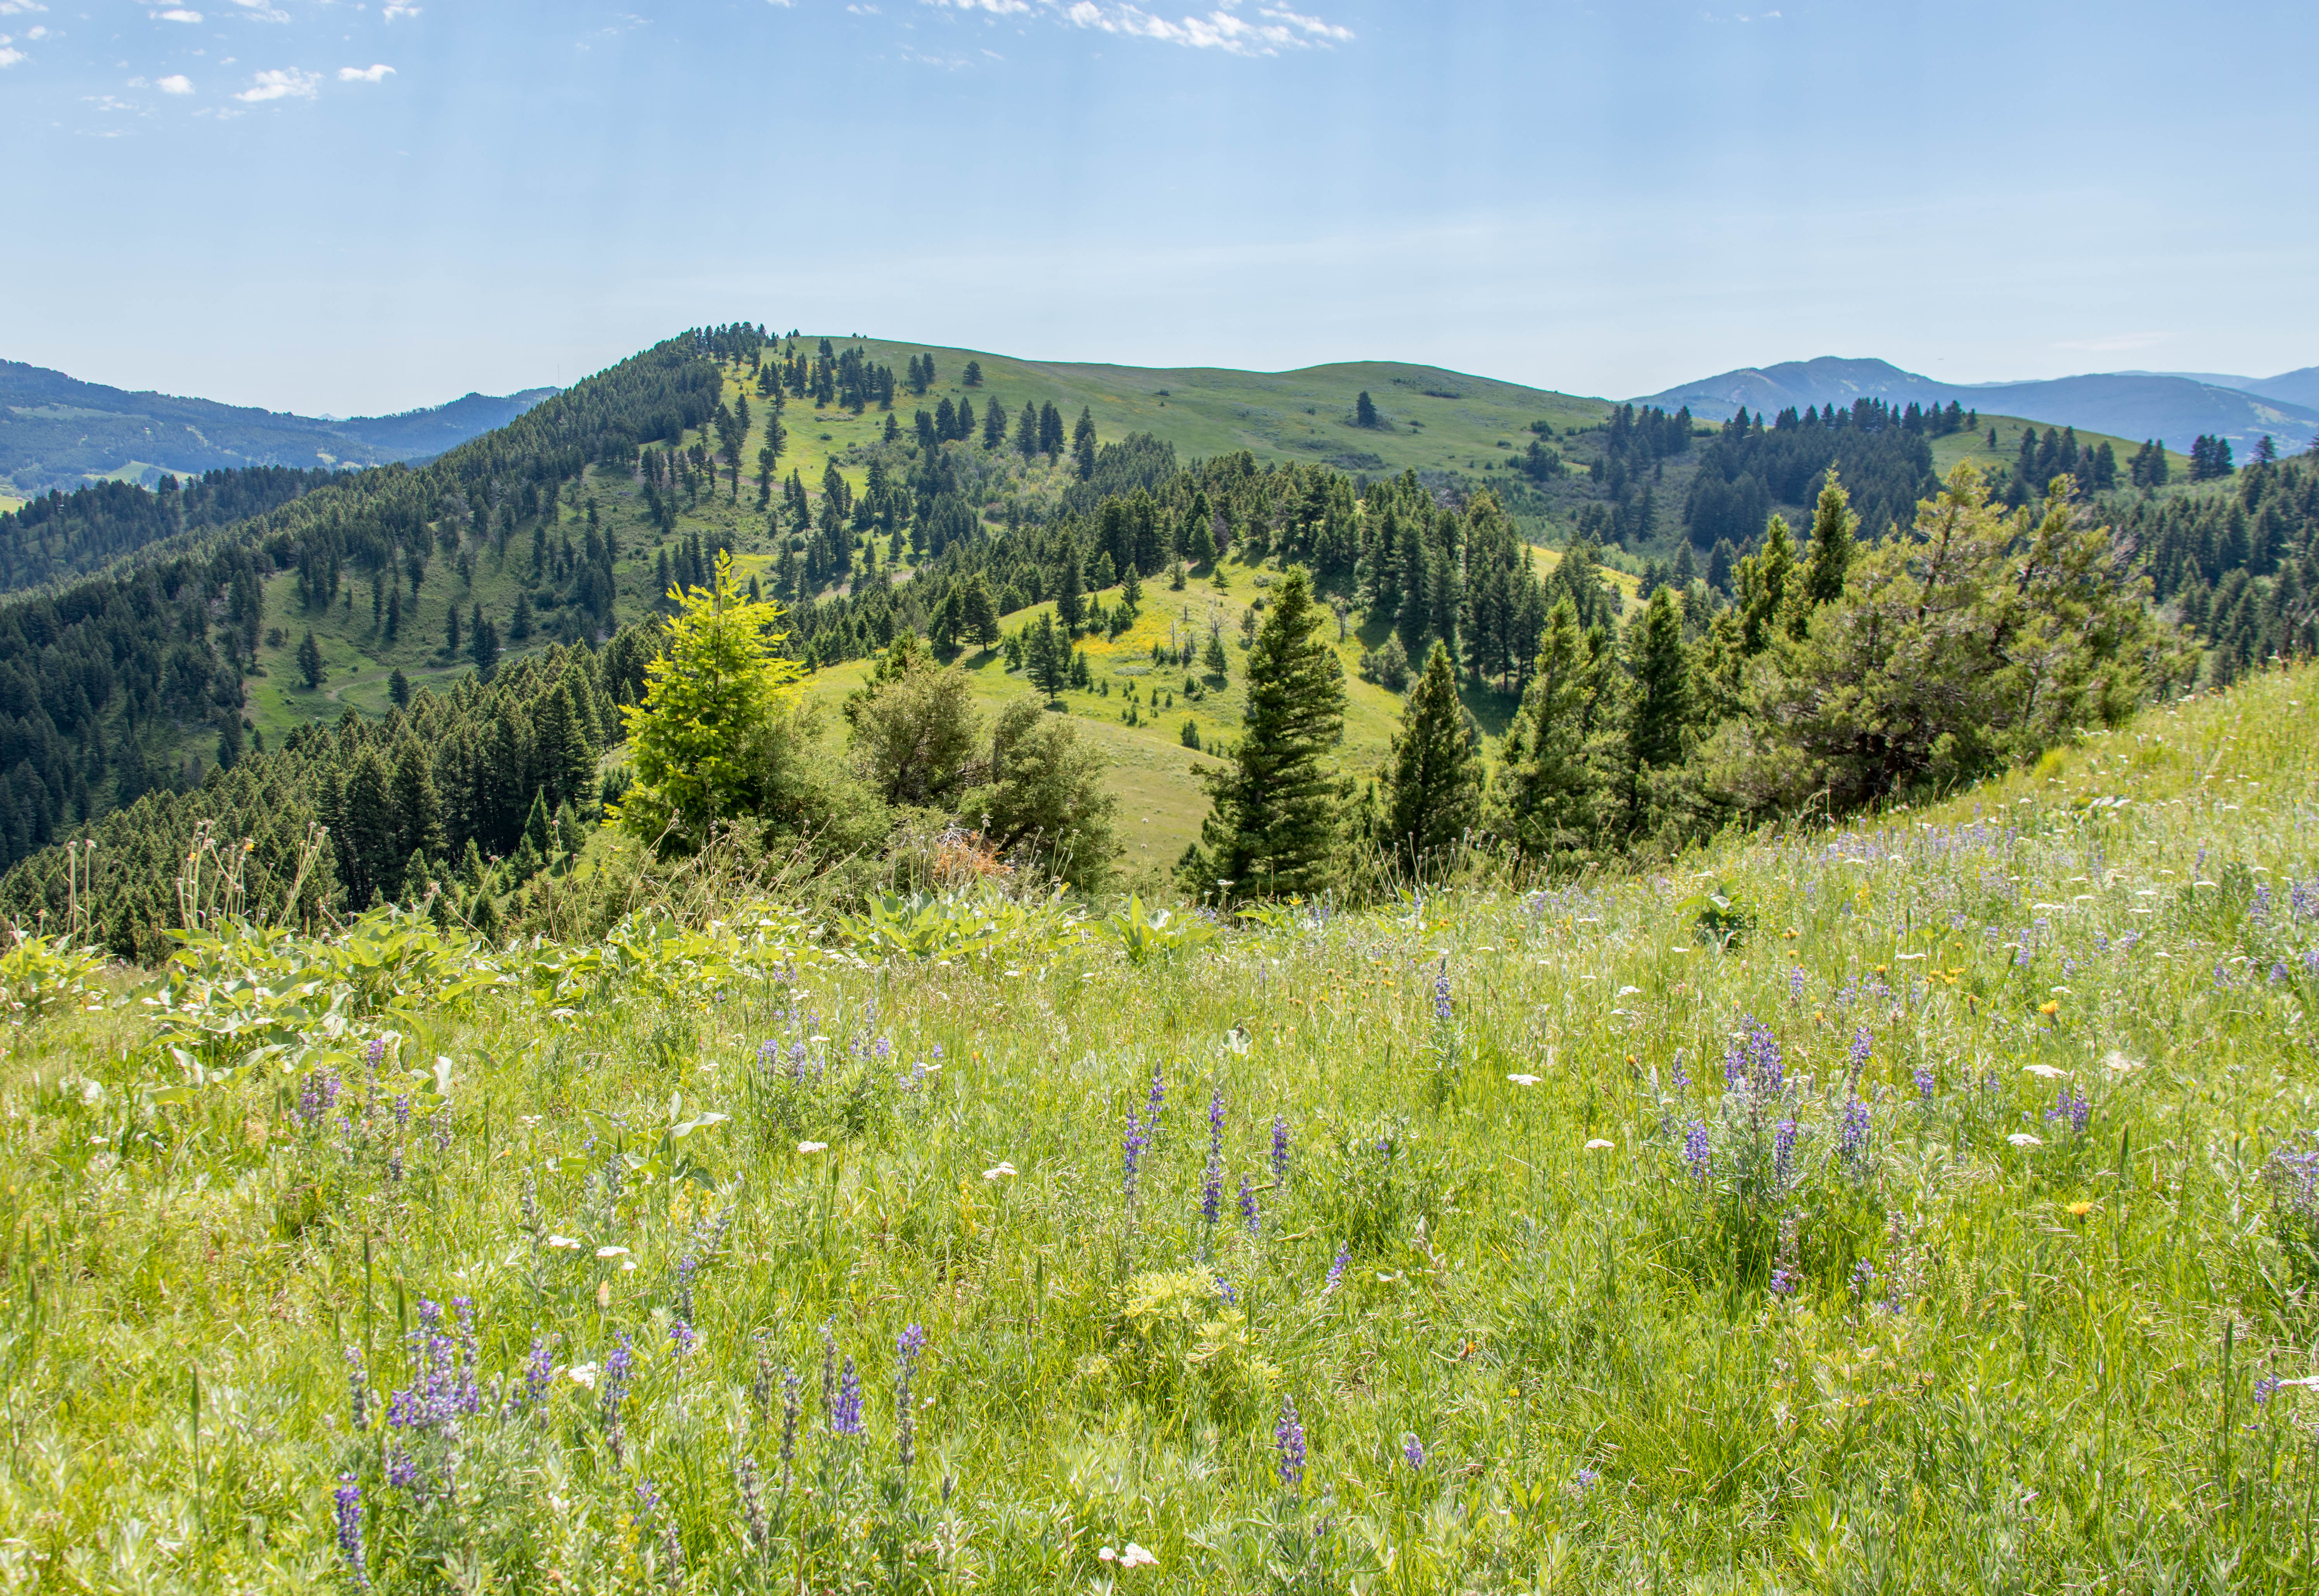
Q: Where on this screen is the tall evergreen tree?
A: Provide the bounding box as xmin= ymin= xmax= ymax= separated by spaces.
xmin=1073 ymin=407 xmax=1097 ymax=479
xmin=1378 ymin=641 xmax=1480 ymax=872
xmin=297 ymin=629 xmax=325 ymax=690
xmin=1799 ymin=470 xmax=1860 ymax=612
xmin=1182 ymin=569 xmax=1346 ymax=899
xmin=1489 ymin=597 xmax=1604 ymax=866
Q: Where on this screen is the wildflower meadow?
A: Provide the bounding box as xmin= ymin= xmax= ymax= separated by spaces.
xmin=3 ymin=667 xmax=2318 ymax=1593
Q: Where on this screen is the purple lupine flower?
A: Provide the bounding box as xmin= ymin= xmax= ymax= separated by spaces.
xmin=1846 ymin=1028 xmax=1873 ymax=1081
xmin=392 ymin=1094 xmax=412 ymax=1132
xmin=1275 ymin=1396 xmax=1306 ymax=1488
xmin=1849 ymin=1258 xmax=1877 ymax=1299
xmin=1122 ymin=1109 xmax=1147 ymax=1200
xmin=1215 ymin=1275 xmax=1236 ymax=1306
xmin=364 ymin=1036 xmax=388 ymax=1071
xmin=1671 ymin=1050 xmax=1691 ymax=1092
xmin=333 ymin=1474 xmax=368 ymax=1589
xmin=524 ymin=1336 xmax=554 ymax=1408
xmin=1683 ymin=1121 xmax=1711 ymax=1184
xmin=1773 ymin=1118 xmax=1798 ymax=1191
xmin=1839 ymin=1097 xmax=1871 ymax=1167
xmin=1433 ymin=958 xmax=1452 ymax=1023
xmin=298 ymin=1069 xmax=342 ymax=1131
xmin=1239 ymin=1174 xmax=1259 ymax=1234
xmin=670 ymin=1257 xmax=698 ymax=1358
xmin=1745 ymin=1018 xmax=1783 ymax=1092
xmin=1201 ymin=1087 xmax=1225 ymax=1227
xmin=1789 ymin=966 xmax=1806 ymax=1003
xmin=737 ymin=1454 xmax=769 ymax=1551
xmin=2253 ymin=883 xmax=2273 ymax=924
xmin=789 ymin=1040 xmax=809 ymax=1078
xmin=832 ymin=1355 xmax=864 ymax=1436
xmin=2271 ymin=962 xmax=2290 ymax=984
xmin=1146 ymin=1065 xmax=1166 ymax=1134
xmin=2306 ymin=947 xmax=2319 ymax=975
xmin=1271 ymin=1116 xmax=1290 ymax=1184
xmin=2255 ymin=1376 xmax=2282 ymax=1406
xmin=1913 ymin=1064 xmax=1936 ymax=1103
xmin=2046 ymin=1084 xmax=2090 ymax=1133
xmin=385 ymin=1443 xmax=419 ymax=1492
xmin=1570 ymin=1467 xmax=1601 ymax=1496
xmin=603 ymin=1333 xmax=634 ymax=1428
xmin=1402 ymin=1433 xmax=1425 ymax=1470
xmin=819 ymin=1324 xmax=837 ymax=1425
xmin=345 ymin=1347 xmax=368 ymax=1430
xmin=634 ymin=1479 xmax=661 ymax=1523
xmin=2215 ymin=963 xmax=2234 ymax=990
xmin=779 ymin=1368 xmax=801 ymax=1489
xmin=451 ymin=1297 xmax=480 ymax=1415
xmin=895 ymin=1324 xmax=927 ymax=1473
xmin=1323 ymin=1244 xmax=1348 ymax=1294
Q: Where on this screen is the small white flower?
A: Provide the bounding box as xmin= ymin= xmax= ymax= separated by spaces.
xmin=546 ymin=1234 xmax=582 ymax=1250
xmin=1616 ymin=985 xmax=1640 ymax=997
xmin=983 ymin=1161 xmax=1017 ymax=1180
xmin=1507 ymin=1073 xmax=1542 ymax=1086
xmin=2022 ymin=1064 xmax=2066 ymax=1080
xmin=595 ymin=1245 xmax=629 ymax=1259
xmin=1120 ymin=1542 xmax=1158 ymax=1568
xmin=1098 ymin=1547 xmax=1117 ymax=1563
xmin=798 ymin=1141 xmax=829 ymax=1154
xmin=1583 ymin=1138 xmax=1615 ymax=1151
xmin=2007 ymin=1132 xmax=2043 ymax=1148
xmin=566 ymin=1363 xmax=599 ymax=1389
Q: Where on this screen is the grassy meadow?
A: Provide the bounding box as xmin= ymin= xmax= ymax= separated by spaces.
xmin=4 ymin=662 xmax=2318 ymax=1593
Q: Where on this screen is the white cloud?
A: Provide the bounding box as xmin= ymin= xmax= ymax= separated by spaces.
xmin=156 ymin=8 xmax=203 ymax=20
xmin=227 ymin=0 xmax=292 ymax=21
xmin=158 ymin=71 xmax=193 ymax=91
xmin=0 ymin=43 xmax=22 ymax=67
xmin=0 ymin=0 xmax=47 ymax=15
xmin=921 ymin=0 xmax=1350 ymax=53
xmin=233 ymin=65 xmax=317 ymax=99
xmin=382 ymin=1 xmax=418 ymax=18
xmin=337 ymin=61 xmax=392 ymax=81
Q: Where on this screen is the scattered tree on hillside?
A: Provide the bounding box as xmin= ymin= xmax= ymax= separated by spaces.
xmin=297 ymin=630 xmax=325 ymax=690
xmin=1180 ymin=569 xmax=1346 ymax=899
xmin=1376 ymin=641 xmax=1480 ymax=873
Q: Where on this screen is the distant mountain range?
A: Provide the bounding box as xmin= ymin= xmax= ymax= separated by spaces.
xmin=0 ymin=359 xmax=559 ymax=498
xmin=1632 ymin=357 xmax=2319 ymax=454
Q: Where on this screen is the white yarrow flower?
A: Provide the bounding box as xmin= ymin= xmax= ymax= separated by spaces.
xmin=2007 ymin=1132 xmax=2043 ymax=1148
xmin=983 ymin=1161 xmax=1017 ymax=1180
xmin=1507 ymin=1073 xmax=1542 ymax=1086
xmin=1584 ymin=1138 xmax=1615 ymax=1151
xmin=798 ymin=1141 xmax=829 ymax=1154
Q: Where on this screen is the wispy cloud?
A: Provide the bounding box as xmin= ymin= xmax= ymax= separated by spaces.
xmin=0 ymin=40 xmax=23 ymax=67
xmin=382 ymin=1 xmax=419 ymax=18
xmin=337 ymin=61 xmax=392 ymax=81
xmin=226 ymin=0 xmax=292 ymax=21
xmin=234 ymin=65 xmax=317 ymax=99
xmin=920 ymin=0 xmax=1350 ymax=52
xmin=0 ymin=0 xmax=47 ymax=15
xmin=155 ymin=8 xmax=204 ymax=21
xmin=157 ymin=71 xmax=193 ymax=91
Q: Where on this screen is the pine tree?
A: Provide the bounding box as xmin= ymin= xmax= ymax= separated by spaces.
xmin=297 ymin=629 xmax=325 ymax=690
xmin=1056 ymin=547 xmax=1086 ymax=634
xmin=1378 ymin=641 xmax=1480 ymax=872
xmin=1735 ymin=515 xmax=1798 ymax=655
xmin=1073 ymin=407 xmax=1097 ymax=479
xmin=961 ymin=572 xmax=1000 ymax=651
xmin=1355 ymin=391 xmax=1379 ymax=428
xmin=1489 ymin=597 xmax=1603 ymax=865
xmin=537 ymin=683 xmax=599 ymax=814
xmin=983 ymin=400 xmax=1007 ymax=450
xmin=611 ymin=550 xmax=803 ymax=851
xmin=389 ymin=733 xmax=448 ymax=863
xmin=1017 ymin=402 xmax=1041 ymax=459
xmin=1025 ymin=611 xmax=1070 ymax=700
xmin=388 ymin=667 xmax=410 ymax=708
xmin=1183 ymin=569 xmax=1347 ymax=899
xmin=1799 ymin=470 xmax=1860 ymax=612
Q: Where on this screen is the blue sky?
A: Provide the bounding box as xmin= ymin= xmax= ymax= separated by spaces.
xmin=3 ymin=0 xmax=2314 ymax=415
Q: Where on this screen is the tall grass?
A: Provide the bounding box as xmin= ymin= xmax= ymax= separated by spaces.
xmin=2 ymin=667 xmax=2317 ymax=1593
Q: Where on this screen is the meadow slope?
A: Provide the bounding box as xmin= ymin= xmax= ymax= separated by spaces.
xmin=2 ymin=665 xmax=2317 ymax=1592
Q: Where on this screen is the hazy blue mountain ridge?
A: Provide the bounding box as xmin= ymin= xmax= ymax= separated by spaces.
xmin=1635 ymin=356 xmax=2319 ymax=453
xmin=0 ymin=359 xmax=559 ymax=496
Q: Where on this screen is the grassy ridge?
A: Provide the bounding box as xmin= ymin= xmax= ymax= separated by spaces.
xmin=4 ymin=664 xmax=2316 ymax=1591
